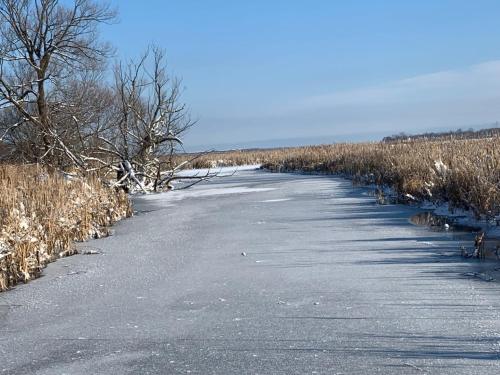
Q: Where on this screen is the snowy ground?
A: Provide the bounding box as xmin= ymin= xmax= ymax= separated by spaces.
xmin=1 ymin=170 xmax=500 ymax=374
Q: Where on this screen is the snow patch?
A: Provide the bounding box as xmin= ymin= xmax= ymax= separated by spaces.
xmin=175 ymin=164 xmax=261 ymax=178
xmin=261 ymin=198 xmax=291 ymax=203
xmin=420 ymin=241 xmax=438 ymax=247
xmin=141 ymin=186 xmax=275 ymax=206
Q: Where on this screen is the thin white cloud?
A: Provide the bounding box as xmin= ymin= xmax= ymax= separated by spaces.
xmin=298 ymin=60 xmax=500 ymax=110
xmin=187 ymin=60 xmax=500 ymax=146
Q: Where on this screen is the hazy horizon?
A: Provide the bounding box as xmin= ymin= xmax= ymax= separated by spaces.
xmin=184 ymin=122 xmax=497 ymax=152
xmin=103 ymin=1 xmax=500 ymax=150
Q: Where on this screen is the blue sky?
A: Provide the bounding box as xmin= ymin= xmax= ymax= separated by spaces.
xmin=103 ymin=0 xmax=500 ymax=150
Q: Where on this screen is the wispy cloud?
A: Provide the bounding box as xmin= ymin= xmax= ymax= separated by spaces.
xmin=187 ymin=60 xmax=500 ymax=146
xmin=288 ymin=60 xmax=500 ymax=134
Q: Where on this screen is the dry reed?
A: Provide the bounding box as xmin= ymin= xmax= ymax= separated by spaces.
xmin=176 ymin=137 xmax=500 ymax=219
xmin=0 ymin=164 xmax=132 ymax=291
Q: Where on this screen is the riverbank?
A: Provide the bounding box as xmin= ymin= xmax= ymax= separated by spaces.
xmin=175 ymin=138 xmax=500 ymax=222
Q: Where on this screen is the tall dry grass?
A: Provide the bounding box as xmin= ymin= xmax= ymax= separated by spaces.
xmin=0 ymin=164 xmax=132 ymax=291
xmin=265 ymin=139 xmax=500 ymax=218
xmin=177 ymin=138 xmax=500 ymax=219
xmin=173 ymin=149 xmax=287 ymax=169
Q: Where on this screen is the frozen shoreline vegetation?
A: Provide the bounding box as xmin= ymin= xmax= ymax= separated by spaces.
xmin=176 ymin=138 xmax=500 ymax=220
xmin=0 ymin=165 xmax=132 ymax=291
xmin=260 ymin=139 xmax=499 ymax=220
xmin=176 ymin=136 xmax=500 ymax=245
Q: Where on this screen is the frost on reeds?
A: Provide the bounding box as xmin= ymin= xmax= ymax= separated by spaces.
xmin=0 ymin=164 xmax=132 ymax=291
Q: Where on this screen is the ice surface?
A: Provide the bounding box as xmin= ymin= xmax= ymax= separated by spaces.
xmin=3 ymin=170 xmax=500 ymax=375
xmin=175 ymin=164 xmax=261 ymax=178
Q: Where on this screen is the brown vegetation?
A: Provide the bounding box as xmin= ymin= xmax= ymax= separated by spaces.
xmin=0 ymin=164 xmax=132 ymax=291
xmin=176 ymin=137 xmax=500 ymax=220
xmin=173 ymin=149 xmax=285 ymax=169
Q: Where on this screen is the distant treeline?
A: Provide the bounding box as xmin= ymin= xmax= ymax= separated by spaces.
xmin=382 ymin=126 xmax=500 ymax=143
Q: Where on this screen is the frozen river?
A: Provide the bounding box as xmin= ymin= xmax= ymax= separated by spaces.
xmin=1 ymin=169 xmax=500 ymax=374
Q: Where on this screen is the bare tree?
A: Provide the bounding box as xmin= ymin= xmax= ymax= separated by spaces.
xmin=97 ymin=46 xmax=204 ymax=192
xmin=0 ymin=0 xmax=116 ymax=166
xmin=0 ymin=1 xmax=216 ymax=192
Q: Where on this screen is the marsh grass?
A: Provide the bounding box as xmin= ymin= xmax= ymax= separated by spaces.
xmin=176 ymin=137 xmax=500 ymax=219
xmin=173 ymin=149 xmax=287 ymax=169
xmin=0 ymin=164 xmax=132 ymax=291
